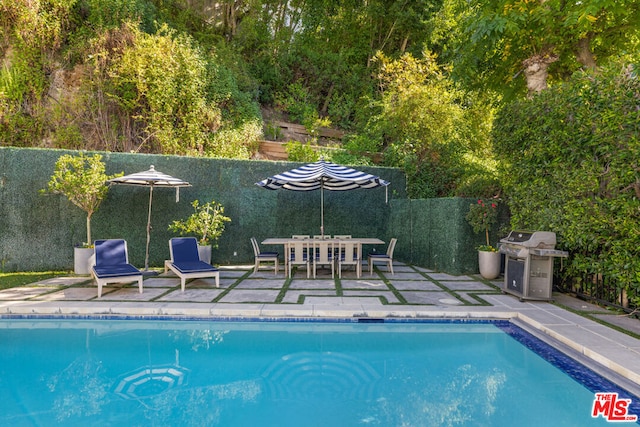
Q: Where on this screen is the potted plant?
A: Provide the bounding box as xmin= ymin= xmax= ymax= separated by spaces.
xmin=466 ymin=198 xmax=501 ymax=279
xmin=168 ymin=199 xmax=231 ymax=264
xmin=43 ymin=152 xmax=122 ymax=274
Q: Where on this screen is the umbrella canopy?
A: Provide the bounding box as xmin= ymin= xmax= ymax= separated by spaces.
xmin=108 ymin=165 xmax=191 ymax=270
xmin=256 ymin=160 xmax=390 ymax=235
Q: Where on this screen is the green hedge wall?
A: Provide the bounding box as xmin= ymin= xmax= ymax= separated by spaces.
xmin=0 ymin=147 xmax=493 ymax=274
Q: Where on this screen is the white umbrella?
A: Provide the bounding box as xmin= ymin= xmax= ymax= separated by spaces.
xmin=108 ymin=165 xmax=191 ymax=270
xmin=256 ymin=159 xmax=390 ymax=235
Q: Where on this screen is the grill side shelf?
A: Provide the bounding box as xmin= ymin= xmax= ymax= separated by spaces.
xmin=529 ymin=248 xmax=569 ymax=257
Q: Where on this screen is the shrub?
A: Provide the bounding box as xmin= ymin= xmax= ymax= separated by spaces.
xmin=168 ymin=199 xmax=231 ymax=247
xmin=207 ymin=119 xmax=262 ymax=159
xmin=493 ymin=60 xmax=640 ymax=297
xmin=285 ymin=141 xmax=318 ymax=162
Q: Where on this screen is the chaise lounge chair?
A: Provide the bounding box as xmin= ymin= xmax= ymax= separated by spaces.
xmin=167 ymin=237 xmax=220 ymax=291
xmin=92 ymin=239 xmax=143 ymax=298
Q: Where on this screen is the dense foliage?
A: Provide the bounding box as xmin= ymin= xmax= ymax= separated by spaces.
xmin=0 ymin=0 xmax=261 ymax=158
xmin=440 ymin=0 xmax=640 ymax=98
xmin=493 ymin=62 xmax=640 ymax=303
xmin=355 ymin=51 xmax=498 ymax=198
xmin=0 ymin=0 xmax=500 ymax=196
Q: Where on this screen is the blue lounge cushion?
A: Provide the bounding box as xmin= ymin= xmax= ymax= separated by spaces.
xmin=95 ymin=239 xmax=129 ymax=266
xmin=170 ymin=261 xmax=218 ymax=274
xmin=93 ymin=264 xmax=141 ymax=278
xmin=171 ymin=237 xmax=201 ymax=263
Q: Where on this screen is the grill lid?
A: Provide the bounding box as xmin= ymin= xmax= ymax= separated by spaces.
xmin=503 ymin=231 xmax=534 ymax=243
xmin=500 ymin=230 xmax=557 ymax=249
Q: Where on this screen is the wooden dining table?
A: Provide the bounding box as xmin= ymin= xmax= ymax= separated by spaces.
xmin=261 ymin=237 xmax=385 ymax=277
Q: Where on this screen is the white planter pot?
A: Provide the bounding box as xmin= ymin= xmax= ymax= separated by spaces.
xmin=197 ymin=244 xmax=212 ymax=264
xmin=74 ymin=246 xmax=94 ymax=275
xmin=478 ymin=250 xmax=501 ymax=280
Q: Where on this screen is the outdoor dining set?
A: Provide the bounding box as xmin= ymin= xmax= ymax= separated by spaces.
xmin=253 ymin=235 xmax=398 ymax=279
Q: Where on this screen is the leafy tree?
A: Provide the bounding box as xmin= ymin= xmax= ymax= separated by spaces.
xmin=43 ymin=152 xmax=122 ymax=245
xmin=355 ymin=51 xmax=497 ymax=198
xmin=440 ymin=0 xmax=640 ymax=98
xmin=232 ymin=0 xmax=442 ymax=127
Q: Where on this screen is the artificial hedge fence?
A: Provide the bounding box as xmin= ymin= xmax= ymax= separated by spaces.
xmin=1 ymin=147 xmax=487 ymax=274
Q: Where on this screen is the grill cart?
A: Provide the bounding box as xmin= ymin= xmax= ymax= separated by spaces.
xmin=499 ymin=231 xmax=568 ymax=301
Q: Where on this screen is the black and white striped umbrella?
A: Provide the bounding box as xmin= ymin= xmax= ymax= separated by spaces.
xmin=256 ymin=160 xmax=389 ymax=235
xmin=108 ymin=165 xmax=191 ymax=271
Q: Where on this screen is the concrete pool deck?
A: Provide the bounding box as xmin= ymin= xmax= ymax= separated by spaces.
xmin=2 ymin=262 xmax=640 ymax=395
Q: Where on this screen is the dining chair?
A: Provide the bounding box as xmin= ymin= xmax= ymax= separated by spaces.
xmin=288 ymin=239 xmax=310 ymax=278
xmin=337 ymin=239 xmax=360 ymax=278
xmin=313 ymin=235 xmax=332 ymax=240
xmin=333 ymin=235 xmax=352 ymax=239
xmin=368 ymin=238 xmax=397 ymax=275
xmin=250 ymin=237 xmax=279 ymax=275
xmin=312 ymin=239 xmax=335 ymax=278
xmin=292 ymin=235 xmax=310 ymax=239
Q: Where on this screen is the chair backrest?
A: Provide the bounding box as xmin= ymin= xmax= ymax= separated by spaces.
xmin=288 ymin=240 xmax=308 ymax=263
xmin=313 ymin=240 xmax=333 ymax=263
xmin=170 ymin=237 xmax=200 ymax=263
xmin=334 ymin=235 xmax=352 ymax=239
xmin=387 ymin=238 xmax=398 ymax=257
xmin=292 ymin=235 xmax=310 ymax=239
xmin=339 ymin=240 xmax=358 ymax=263
xmin=250 ymin=237 xmax=260 ymax=256
xmin=313 ymin=235 xmax=332 ymax=240
xmin=94 ymin=239 xmax=128 ymax=266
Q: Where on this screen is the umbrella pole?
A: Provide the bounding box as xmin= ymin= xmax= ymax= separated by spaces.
xmin=320 ymin=181 xmax=324 ymax=237
xmin=145 ymin=185 xmax=153 ymax=270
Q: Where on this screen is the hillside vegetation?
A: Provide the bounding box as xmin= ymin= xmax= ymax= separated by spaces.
xmin=1 ymin=0 xmax=639 ymax=200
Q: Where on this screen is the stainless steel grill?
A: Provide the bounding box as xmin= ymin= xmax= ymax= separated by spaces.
xmin=499 ymin=231 xmax=568 ymax=301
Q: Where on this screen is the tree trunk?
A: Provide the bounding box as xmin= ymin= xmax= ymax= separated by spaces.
xmin=86 ymin=214 xmax=92 ymax=245
xmin=576 ymin=36 xmax=597 ymax=71
xmin=522 ymin=53 xmax=558 ymax=97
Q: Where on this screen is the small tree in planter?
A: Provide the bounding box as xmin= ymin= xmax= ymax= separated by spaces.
xmin=466 ymin=198 xmax=499 ymax=251
xmin=43 ymin=152 xmax=122 ymax=273
xmin=466 ymin=198 xmax=501 ymax=279
xmin=168 ymin=199 xmax=231 ymax=263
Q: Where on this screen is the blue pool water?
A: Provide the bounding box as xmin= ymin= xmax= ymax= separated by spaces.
xmin=0 ymin=318 xmax=638 ymax=427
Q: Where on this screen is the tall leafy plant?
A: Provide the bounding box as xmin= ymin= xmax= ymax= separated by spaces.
xmin=168 ymin=199 xmax=231 ymax=247
xmin=466 ymin=198 xmax=499 ymax=251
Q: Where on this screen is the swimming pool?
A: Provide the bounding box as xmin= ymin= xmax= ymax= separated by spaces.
xmin=0 ymin=318 xmax=638 ymax=426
